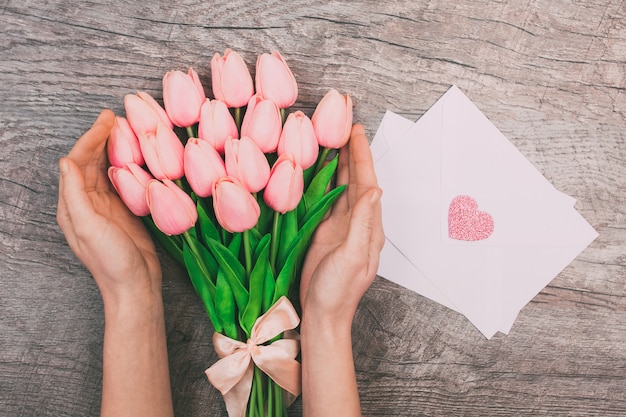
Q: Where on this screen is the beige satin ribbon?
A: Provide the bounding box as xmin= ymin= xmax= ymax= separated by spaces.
xmin=204 ymin=296 xmax=302 ymax=417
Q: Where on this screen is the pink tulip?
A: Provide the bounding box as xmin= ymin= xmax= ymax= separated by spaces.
xmin=277 ymin=111 xmax=319 ymax=170
xmin=139 ymin=123 xmax=184 ymax=180
xmin=146 ymin=179 xmax=197 ymax=235
xmin=264 ymin=154 xmax=304 ymax=214
xmin=107 ymin=116 xmax=144 ymax=168
xmin=212 ymin=177 xmax=260 ymax=233
xmin=255 ymin=50 xmax=298 ymax=109
xmin=124 ymin=92 xmax=173 ymax=136
xmin=224 ymin=136 xmax=270 ymax=193
xmin=108 ymin=163 xmax=153 ymax=216
xmin=184 ymin=138 xmax=226 ymax=197
xmin=240 ymin=94 xmax=282 ymax=153
xmin=162 ymin=68 xmax=205 ymax=127
xmin=311 ymin=89 xmax=353 ymax=149
xmin=211 ymin=49 xmax=254 ymax=108
xmin=197 ymin=99 xmax=238 ymax=153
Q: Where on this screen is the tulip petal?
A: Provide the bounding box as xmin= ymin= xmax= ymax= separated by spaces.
xmin=213 ymin=177 xmax=260 ymax=233
xmin=147 ymin=179 xmax=197 ymax=235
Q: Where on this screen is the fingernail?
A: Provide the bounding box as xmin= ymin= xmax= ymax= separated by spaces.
xmin=370 ymin=188 xmax=382 ymax=204
xmin=59 ymin=158 xmax=69 ymax=175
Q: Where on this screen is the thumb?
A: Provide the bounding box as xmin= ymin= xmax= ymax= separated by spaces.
xmin=343 ymin=187 xmax=382 ymax=257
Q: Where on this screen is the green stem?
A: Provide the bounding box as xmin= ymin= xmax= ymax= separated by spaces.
xmin=174 ymin=179 xmax=192 ymax=196
xmin=280 ymin=108 xmax=286 ymax=125
xmin=186 ymin=126 xmax=195 ymax=138
xmin=314 ymin=146 xmax=331 ymax=175
xmin=267 ymin=377 xmax=274 ymax=417
xmin=274 ymin=380 xmax=284 ymax=417
xmin=253 ymin=366 xmax=264 ymax=416
xmin=235 ymin=107 xmax=242 ymax=134
xmin=243 ymin=229 xmax=252 ymax=280
xmin=269 ymin=211 xmax=280 ymax=272
xmin=247 ymin=381 xmax=256 ymax=417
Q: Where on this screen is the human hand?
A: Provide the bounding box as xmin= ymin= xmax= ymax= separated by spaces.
xmin=57 ymin=110 xmax=162 ymax=308
xmin=300 ymin=124 xmax=384 ymax=326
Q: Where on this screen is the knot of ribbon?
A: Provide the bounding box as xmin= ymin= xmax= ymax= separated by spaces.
xmin=204 ymin=296 xmax=302 ymax=417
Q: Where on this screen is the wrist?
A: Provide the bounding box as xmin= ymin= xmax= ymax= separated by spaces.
xmin=301 ymin=307 xmax=353 ymax=338
xmin=101 ymin=284 xmax=164 ymax=323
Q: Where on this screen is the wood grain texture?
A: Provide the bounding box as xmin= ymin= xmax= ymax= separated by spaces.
xmin=1 ymin=0 xmax=624 ymax=416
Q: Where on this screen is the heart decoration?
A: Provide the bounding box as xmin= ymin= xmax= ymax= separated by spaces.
xmin=448 ymin=195 xmax=494 ymax=241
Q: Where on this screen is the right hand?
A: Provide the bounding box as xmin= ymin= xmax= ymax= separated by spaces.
xmin=300 ymin=124 xmax=384 ymax=325
xmin=57 ymin=110 xmax=162 ymax=307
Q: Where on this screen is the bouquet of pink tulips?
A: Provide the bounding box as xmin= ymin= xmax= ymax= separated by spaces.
xmin=106 ymin=48 xmax=352 ymax=417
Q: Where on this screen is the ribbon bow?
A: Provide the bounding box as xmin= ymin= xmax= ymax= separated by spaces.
xmin=205 ymin=296 xmax=302 ymax=417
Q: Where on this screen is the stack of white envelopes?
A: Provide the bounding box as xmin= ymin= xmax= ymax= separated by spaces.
xmin=371 ymin=85 xmax=598 ymax=339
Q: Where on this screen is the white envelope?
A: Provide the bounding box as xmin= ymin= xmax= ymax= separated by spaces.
xmin=372 ymin=111 xmax=460 ymax=313
xmin=373 ymin=86 xmax=598 ymax=338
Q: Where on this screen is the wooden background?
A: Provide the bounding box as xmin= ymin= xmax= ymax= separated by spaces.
xmin=1 ymin=0 xmax=624 ymax=415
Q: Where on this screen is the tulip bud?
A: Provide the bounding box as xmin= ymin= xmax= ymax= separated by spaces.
xmin=255 ymin=50 xmax=298 ymax=109
xmin=107 ymin=116 xmax=144 ymax=168
xmin=124 ymin=91 xmax=173 ymax=136
xmin=108 ymin=163 xmax=153 ymax=216
xmin=197 ymin=99 xmax=238 ymax=153
xmin=162 ymin=68 xmax=205 ymax=127
xmin=240 ymin=94 xmax=282 ymax=153
xmin=211 ymin=49 xmax=254 ymax=108
xmin=212 ymin=177 xmax=260 ymax=233
xmin=146 ymin=179 xmax=197 ymax=236
xmin=264 ymin=154 xmax=304 ymax=214
xmin=184 ymin=138 xmax=226 ymax=197
xmin=311 ymin=89 xmax=353 ymax=149
xmin=224 ymin=136 xmax=270 ymax=193
xmin=277 ymin=111 xmax=319 ymax=170
xmin=139 ymin=123 xmax=185 ymax=180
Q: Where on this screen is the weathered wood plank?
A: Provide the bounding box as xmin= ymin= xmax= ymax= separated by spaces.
xmin=1 ymin=0 xmax=624 ymax=416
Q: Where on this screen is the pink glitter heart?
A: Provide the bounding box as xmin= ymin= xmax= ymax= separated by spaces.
xmin=448 ymin=195 xmax=494 ymax=241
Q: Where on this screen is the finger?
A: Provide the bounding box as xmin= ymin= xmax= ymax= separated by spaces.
xmin=341 ymin=187 xmax=382 ymax=273
xmin=57 ymin=157 xmax=98 ymax=241
xmin=57 ymin=159 xmax=74 ymax=241
xmin=331 ymin=142 xmax=351 ymax=214
xmin=67 ymin=110 xmax=115 ymax=192
xmin=349 ymin=124 xmax=378 ymax=194
xmin=67 ymin=109 xmax=115 ymax=163
xmin=368 ymin=188 xmax=385 ymax=275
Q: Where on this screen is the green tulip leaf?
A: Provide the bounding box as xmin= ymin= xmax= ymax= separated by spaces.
xmin=262 ymin=263 xmax=276 ymax=313
xmin=302 ymin=163 xmax=317 ymax=190
xmin=249 ymin=227 xmax=262 ymax=253
xmin=277 ymin=209 xmax=298 ymax=270
xmin=216 ymin=269 xmax=239 ymax=340
xmin=240 ymin=234 xmax=271 ymax=336
xmin=273 ymin=184 xmax=346 ymax=302
xmin=182 ymin=230 xmax=219 ymax=280
xmin=228 ymin=233 xmax=242 ymax=258
xmin=196 ymin=199 xmax=221 ymax=244
xmin=304 ymin=155 xmax=339 ymax=208
xmin=182 ymin=232 xmax=219 ymax=287
xmin=182 ymin=242 xmax=221 ymax=333
xmin=206 ymin=238 xmax=249 ymax=312
xmin=255 ymin=191 xmax=274 ymax=236
xmin=301 ymin=184 xmax=346 ymax=227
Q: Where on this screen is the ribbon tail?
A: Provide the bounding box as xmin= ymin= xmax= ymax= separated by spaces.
xmin=283 ymin=390 xmax=297 ymax=407
xmin=206 ymin=360 xmax=254 ymax=417
xmin=253 ymin=343 xmax=302 ymax=397
xmin=223 ymin=362 xmax=254 ymax=417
